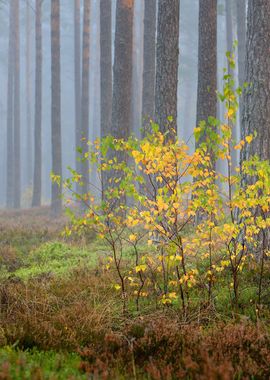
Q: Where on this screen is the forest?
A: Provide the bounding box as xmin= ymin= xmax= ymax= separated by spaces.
xmin=0 ymin=0 xmax=270 ymax=379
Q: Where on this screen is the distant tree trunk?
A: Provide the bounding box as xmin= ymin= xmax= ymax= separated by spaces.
xmin=25 ymin=1 xmax=33 ymax=188
xmin=80 ymin=0 xmax=91 ymax=197
xmin=131 ymin=1 xmax=143 ymax=137
xmin=100 ymin=0 xmax=112 ymax=139
xmin=155 ymin=0 xmax=180 ymax=140
xmin=74 ymin=0 xmax=81 ymax=186
xmin=196 ymin=0 xmax=217 ymax=145
xmin=236 ymin=0 xmax=246 ymax=126
xmin=226 ymin=0 xmax=233 ymax=54
xmin=32 ymin=0 xmax=43 ymax=207
xmin=109 ymin=0 xmax=134 ymax=205
xmin=241 ymin=0 xmax=270 ymax=163
xmin=141 ymin=0 xmax=156 ymax=134
xmin=51 ymin=0 xmax=62 ymax=215
xmin=226 ymin=0 xmax=237 ymax=170
xmin=6 ymin=0 xmax=15 ymax=209
xmin=236 ymin=0 xmax=246 ymax=89
xmin=111 ymin=0 xmax=134 ymax=141
xmin=13 ymin=0 xmax=21 ymax=209
xmin=100 ymin=0 xmax=112 ymax=196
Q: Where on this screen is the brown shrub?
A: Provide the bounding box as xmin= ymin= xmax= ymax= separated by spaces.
xmin=79 ymin=316 xmax=270 ymax=379
xmin=0 ymin=246 xmax=21 ymax=272
xmin=0 ymin=207 xmax=67 ymax=233
xmin=0 ymin=268 xmax=119 ymax=350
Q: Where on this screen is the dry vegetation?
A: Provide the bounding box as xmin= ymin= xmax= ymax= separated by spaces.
xmin=0 ymin=209 xmax=269 ymax=379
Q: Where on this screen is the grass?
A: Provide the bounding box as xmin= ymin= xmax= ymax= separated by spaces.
xmin=0 ymin=207 xmax=108 ymax=281
xmin=1 ymin=208 xmax=270 ymax=379
xmin=13 ymin=241 xmax=101 ymax=280
xmin=0 ymin=347 xmax=86 ymax=379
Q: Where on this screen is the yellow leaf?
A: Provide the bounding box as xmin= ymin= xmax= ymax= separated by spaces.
xmin=234 ymin=144 xmax=242 ymax=150
xmin=129 ymin=234 xmax=137 ymax=242
xmin=135 ymin=264 xmax=147 ymax=273
xmin=227 ymin=108 xmax=234 ymax=118
xmin=245 ymin=135 xmax=253 ymax=144
xmin=168 ymin=292 xmax=177 ymax=299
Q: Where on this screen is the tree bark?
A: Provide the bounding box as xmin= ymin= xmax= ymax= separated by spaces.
xmin=196 ymin=0 xmax=217 ymax=147
xmin=51 ymin=0 xmax=62 ymax=215
xmin=100 ymin=0 xmax=112 ymax=197
xmin=80 ymin=0 xmax=91 ymax=198
xmin=241 ymin=0 xmax=270 ymax=258
xmin=74 ymin=0 xmax=81 ymax=185
xmin=236 ymin=0 xmax=246 ymax=130
xmin=141 ymin=0 xmax=156 ymax=134
xmin=155 ymin=0 xmax=180 ymax=140
xmin=6 ymin=0 xmax=15 ymax=208
xmin=25 ymin=1 xmax=33 ymax=189
xmin=131 ymin=1 xmax=144 ymax=137
xmin=226 ymin=0 xmax=237 ymax=170
xmin=236 ymin=0 xmax=246 ymax=89
xmin=32 ymin=0 xmax=43 ymax=207
xmin=100 ymin=0 xmax=112 ymax=139
xmin=13 ymin=0 xmax=21 ymax=209
xmin=241 ymin=0 xmax=270 ymax=162
xmin=111 ymin=0 xmax=134 ymax=141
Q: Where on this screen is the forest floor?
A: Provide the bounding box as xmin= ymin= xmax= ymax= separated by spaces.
xmin=0 ymin=208 xmax=270 ymax=379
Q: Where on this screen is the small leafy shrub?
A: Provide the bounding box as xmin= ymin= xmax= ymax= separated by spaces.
xmin=59 ymin=52 xmax=270 ymax=317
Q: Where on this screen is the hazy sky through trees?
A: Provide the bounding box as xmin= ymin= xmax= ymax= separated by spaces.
xmin=0 ymin=0 xmax=235 ymax=208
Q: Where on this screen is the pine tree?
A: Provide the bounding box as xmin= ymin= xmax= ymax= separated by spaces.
xmin=32 ymin=0 xmax=43 ymax=207
xmin=241 ymin=0 xmax=270 ymax=162
xmin=80 ymin=0 xmax=91 ymax=197
xmin=111 ymin=0 xmax=134 ymax=141
xmin=51 ymin=0 xmax=62 ymax=214
xmin=74 ymin=0 xmax=81 ymax=189
xmin=25 ymin=1 xmax=33 ymax=188
xmin=141 ymin=0 xmax=156 ymax=134
xmin=6 ymin=0 xmax=15 ymax=208
xmin=13 ymin=0 xmax=21 ymax=209
xmin=155 ymin=0 xmax=180 ymax=140
xmin=196 ymin=0 xmax=217 ymax=146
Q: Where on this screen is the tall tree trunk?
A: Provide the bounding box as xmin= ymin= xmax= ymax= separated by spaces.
xmin=74 ymin=0 xmax=81 ymax=185
xmin=131 ymin=0 xmax=143 ymax=137
xmin=109 ymin=0 xmax=134 ymax=205
xmin=13 ymin=0 xmax=21 ymax=209
xmin=51 ymin=0 xmax=62 ymax=215
xmin=155 ymin=0 xmax=180 ymax=140
xmin=236 ymin=0 xmax=246 ymax=128
xmin=226 ymin=0 xmax=233 ymax=54
xmin=100 ymin=0 xmax=112 ymax=196
xmin=6 ymin=0 xmax=15 ymax=209
xmin=111 ymin=0 xmax=134 ymax=141
xmin=236 ymin=0 xmax=246 ymax=89
xmin=141 ymin=0 xmax=156 ymax=134
xmin=100 ymin=0 xmax=112 ymax=139
xmin=241 ymin=0 xmax=270 ymax=162
xmin=80 ymin=0 xmax=91 ymax=197
xmin=226 ymin=0 xmax=237 ymax=170
xmin=241 ymin=0 xmax=270 ymax=258
xmin=32 ymin=0 xmax=43 ymax=207
xmin=25 ymin=1 xmax=33 ymax=189
xmin=196 ymin=0 xmax=217 ymax=145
